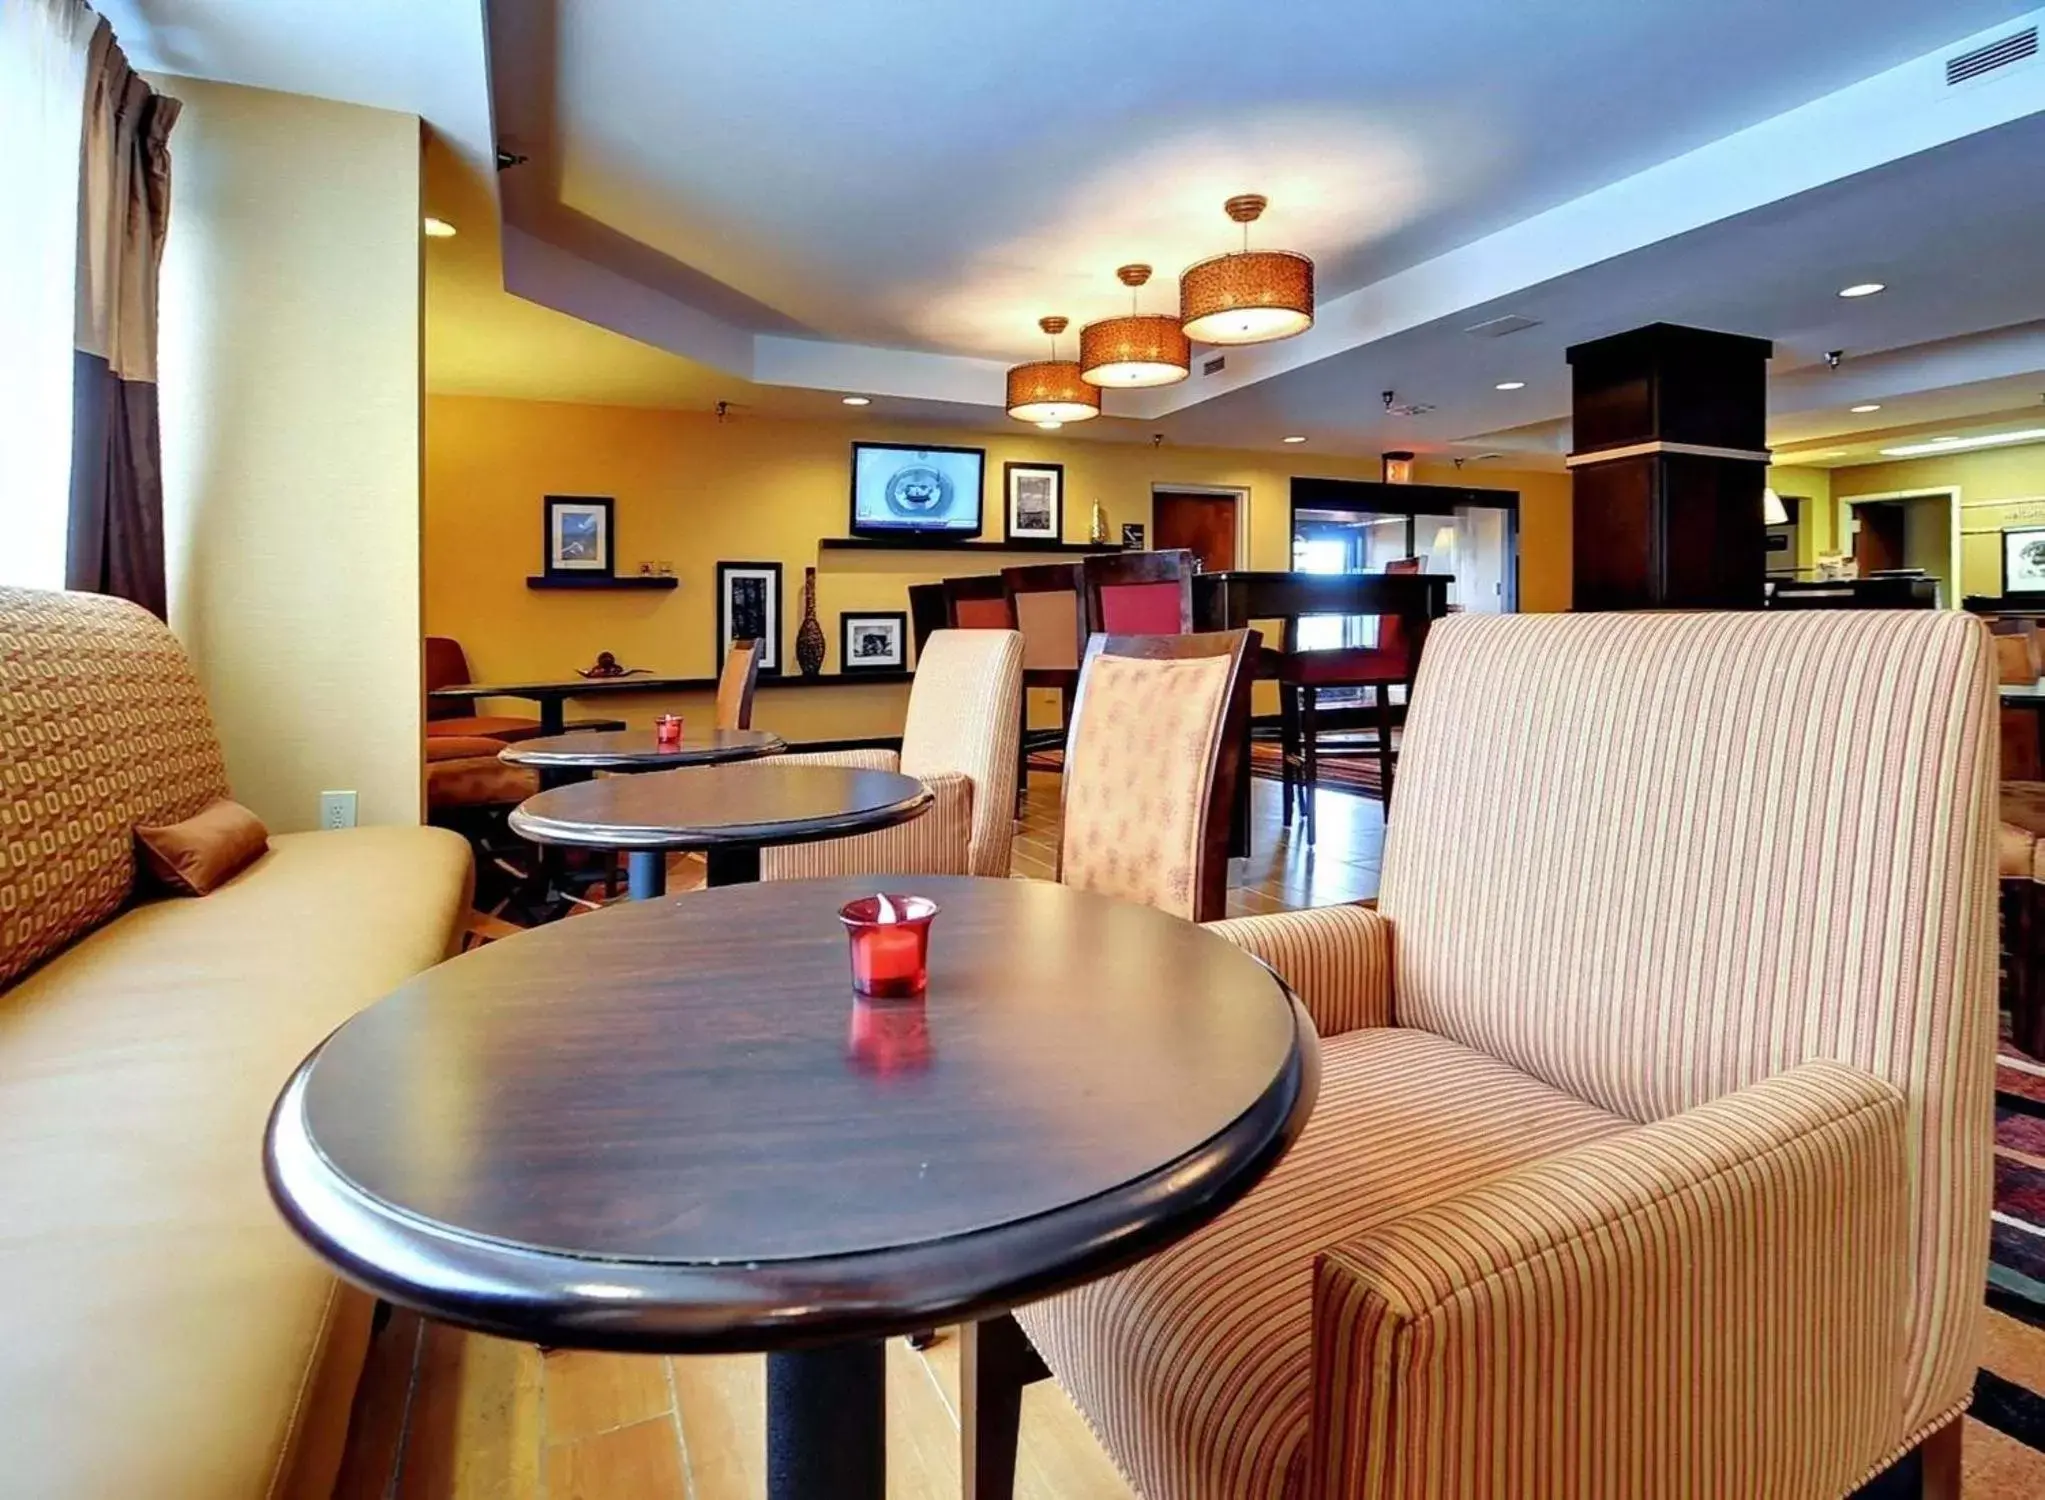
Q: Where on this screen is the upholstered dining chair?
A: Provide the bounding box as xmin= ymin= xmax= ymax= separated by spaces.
xmin=424 ymin=636 xmax=546 ymax=742
xmin=759 ymin=629 xmax=1023 ymax=879
xmin=1054 ymin=629 xmax=1258 ymax=924
xmin=1082 ymin=548 xmax=1196 ymax=635
xmin=715 ymin=637 xmax=762 ymax=730
xmin=969 ymin=609 xmax=1995 ymax=1500
xmin=942 ymin=573 xmax=1015 ymax=629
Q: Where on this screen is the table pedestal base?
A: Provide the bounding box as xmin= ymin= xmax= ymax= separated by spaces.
xmin=767 ymin=1340 xmax=884 ymax=1500
xmin=626 ymin=851 xmax=667 ymax=900
xmin=706 ymin=844 xmax=761 ymax=886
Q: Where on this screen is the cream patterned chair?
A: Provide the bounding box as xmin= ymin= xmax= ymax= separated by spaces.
xmin=981 ymin=610 xmax=1995 ymax=1500
xmin=761 ymin=628 xmax=1023 ymax=879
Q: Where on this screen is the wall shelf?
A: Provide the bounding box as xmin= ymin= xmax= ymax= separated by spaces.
xmin=525 ymin=574 xmax=679 ymax=591
xmin=762 ymin=670 xmax=914 ymax=689
xmin=818 ymin=538 xmax=1125 ymax=556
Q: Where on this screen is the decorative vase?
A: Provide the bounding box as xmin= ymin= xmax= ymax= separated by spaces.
xmin=1089 ymin=500 xmax=1110 ymax=544
xmin=795 ymin=566 xmax=827 ymax=678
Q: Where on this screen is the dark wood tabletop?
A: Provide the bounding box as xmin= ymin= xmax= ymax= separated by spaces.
xmin=507 ymin=764 xmax=931 ymax=852
xmin=264 ymin=874 xmax=1318 ymax=1352
xmin=429 ymin=675 xmax=704 ymax=700
xmin=498 ymin=726 xmax=787 ymax=771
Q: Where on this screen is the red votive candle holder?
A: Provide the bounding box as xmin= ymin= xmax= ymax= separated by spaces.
xmin=654 ymin=713 xmax=683 ymax=748
xmin=839 ymin=893 xmax=938 ymax=999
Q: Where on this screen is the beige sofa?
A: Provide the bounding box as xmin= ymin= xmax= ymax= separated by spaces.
xmin=0 ymin=587 xmax=472 ymax=1497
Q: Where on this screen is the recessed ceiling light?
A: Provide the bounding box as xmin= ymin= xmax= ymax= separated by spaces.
xmin=1035 ymin=419 xmax=1063 ymax=431
xmin=1850 ymin=403 xmax=1882 ymax=413
xmin=1880 ymin=428 xmax=2045 ymax=458
xmin=1282 ymin=435 xmax=1308 ymax=444
xmin=422 ymin=217 xmax=457 ymax=238
xmin=1495 ymin=381 xmax=1526 ymax=391
xmin=1837 ymin=282 xmax=1885 ymax=299
xmin=841 ymin=395 xmax=871 ymax=406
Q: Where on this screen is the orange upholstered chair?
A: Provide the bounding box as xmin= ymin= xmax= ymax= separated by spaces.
xmin=424 ymin=637 xmax=547 ymax=742
xmin=941 ymin=574 xmax=1015 ymax=630
xmin=976 ymin=610 xmax=1994 ymax=1499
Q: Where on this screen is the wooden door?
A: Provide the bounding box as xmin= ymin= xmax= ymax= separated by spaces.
xmin=1152 ymin=492 xmax=1238 ymax=573
xmin=1853 ymin=502 xmax=1906 ymax=575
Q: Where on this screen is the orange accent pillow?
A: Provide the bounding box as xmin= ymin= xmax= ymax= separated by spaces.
xmin=135 ymin=799 xmax=270 ymax=896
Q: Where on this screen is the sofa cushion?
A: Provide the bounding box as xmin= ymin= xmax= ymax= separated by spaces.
xmin=0 ymin=824 xmax=471 ymax=1499
xmin=1 ymin=588 xmax=230 ymax=987
xmin=136 ymin=798 xmax=270 ymax=895
xmin=1017 ymin=1027 xmax=1632 ymax=1500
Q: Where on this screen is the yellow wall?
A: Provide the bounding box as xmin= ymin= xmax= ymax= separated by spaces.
xmin=1766 ymin=464 xmax=1835 ymax=573
xmin=424 ymin=396 xmax=1571 ymax=737
xmin=157 ymin=79 xmax=424 ymax=831
xmin=1830 ymin=443 xmax=2045 ymax=600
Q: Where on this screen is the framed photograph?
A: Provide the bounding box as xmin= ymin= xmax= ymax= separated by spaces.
xmin=1004 ymin=462 xmax=1064 ymax=542
xmin=716 ymin=561 xmax=783 ymax=675
xmin=839 ymin=611 xmax=908 ymax=673
xmin=2007 ymin=528 xmax=2045 ymax=595
xmin=544 ymin=495 xmax=613 ymax=576
xmin=850 ymin=442 xmax=985 ymax=539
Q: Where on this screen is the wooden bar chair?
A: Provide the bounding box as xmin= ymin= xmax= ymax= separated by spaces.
xmin=1001 ymin=562 xmax=1089 ymax=754
xmin=907 ymin=582 xmax=949 ymax=662
xmin=941 ymin=574 xmax=1015 ymax=629
xmin=1082 ymin=549 xmax=1196 ymax=635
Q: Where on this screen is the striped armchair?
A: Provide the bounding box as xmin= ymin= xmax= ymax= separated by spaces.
xmin=1006 ymin=610 xmax=1995 ymax=1499
xmin=760 ymin=629 xmax=1022 ymax=880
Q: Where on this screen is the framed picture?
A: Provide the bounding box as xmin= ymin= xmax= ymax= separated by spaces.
xmin=716 ymin=561 xmax=783 ymax=675
xmin=839 ymin=611 xmax=908 ymax=673
xmin=1004 ymin=462 xmax=1064 ymax=542
xmin=544 ymin=495 xmax=614 ymax=576
xmin=2007 ymin=528 xmax=2045 ymax=595
xmin=1121 ymin=523 xmax=1145 ymax=550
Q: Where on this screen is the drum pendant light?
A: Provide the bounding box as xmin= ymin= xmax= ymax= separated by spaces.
xmin=1006 ymin=316 xmax=1101 ymax=424
xmin=1180 ymin=194 xmax=1314 ymax=346
xmin=1080 ymin=265 xmax=1191 ymax=388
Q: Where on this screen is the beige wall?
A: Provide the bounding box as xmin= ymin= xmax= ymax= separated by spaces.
xmin=1832 ymin=443 xmax=2045 ymax=600
xmin=424 ymin=396 xmax=1572 ymax=737
xmin=156 ymin=78 xmax=423 ymax=832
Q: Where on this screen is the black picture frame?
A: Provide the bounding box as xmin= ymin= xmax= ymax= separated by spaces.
xmin=839 ymin=611 xmax=909 ymax=673
xmin=1003 ymin=461 xmax=1064 ymax=543
xmin=849 ymin=441 xmax=986 ymax=539
xmin=716 ymin=561 xmax=783 ymax=675
xmin=1121 ymin=523 xmax=1146 ymax=550
xmin=543 ymin=495 xmax=615 ymax=577
xmin=2005 ymin=527 xmax=2045 ymax=597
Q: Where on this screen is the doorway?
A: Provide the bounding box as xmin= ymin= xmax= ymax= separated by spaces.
xmin=1152 ymin=488 xmax=1244 ymax=573
xmin=1840 ymin=489 xmax=1957 ymax=604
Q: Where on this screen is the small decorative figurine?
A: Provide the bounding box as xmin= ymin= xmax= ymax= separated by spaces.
xmin=576 ymin=651 xmax=648 ymax=680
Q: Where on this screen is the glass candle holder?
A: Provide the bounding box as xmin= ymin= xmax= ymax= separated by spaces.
xmin=654 ymin=713 xmax=683 ymax=748
xmin=838 ymin=893 xmax=938 ymax=999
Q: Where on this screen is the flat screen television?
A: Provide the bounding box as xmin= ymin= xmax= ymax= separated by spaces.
xmin=849 ymin=442 xmax=985 ymax=539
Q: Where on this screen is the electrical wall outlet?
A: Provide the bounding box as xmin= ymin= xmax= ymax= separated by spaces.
xmin=319 ymin=790 xmax=358 ymax=830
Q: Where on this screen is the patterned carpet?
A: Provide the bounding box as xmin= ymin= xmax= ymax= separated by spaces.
xmin=1986 ymin=1046 xmax=2045 ymax=1492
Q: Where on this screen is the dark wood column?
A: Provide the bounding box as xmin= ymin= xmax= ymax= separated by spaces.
xmin=1567 ymin=323 xmax=1774 ymax=611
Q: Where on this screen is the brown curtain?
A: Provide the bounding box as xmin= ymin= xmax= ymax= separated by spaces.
xmin=66 ymin=19 xmax=178 ymax=618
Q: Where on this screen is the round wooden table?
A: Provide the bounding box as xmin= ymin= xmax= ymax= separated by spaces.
xmin=498 ymin=725 xmax=787 ymax=774
xmin=508 ymin=764 xmax=932 ymax=897
xmin=265 ymin=875 xmax=1317 ymax=1500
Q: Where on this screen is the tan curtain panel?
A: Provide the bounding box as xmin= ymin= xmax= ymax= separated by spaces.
xmin=65 ymin=15 xmax=178 ymax=618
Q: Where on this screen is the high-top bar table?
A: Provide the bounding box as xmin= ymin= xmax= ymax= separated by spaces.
xmin=263 ymin=875 xmax=1319 ymax=1500
xmin=508 ymin=763 xmax=931 ymax=897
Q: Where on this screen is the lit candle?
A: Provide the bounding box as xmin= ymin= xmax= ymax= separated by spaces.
xmin=840 ymin=893 xmax=937 ymax=999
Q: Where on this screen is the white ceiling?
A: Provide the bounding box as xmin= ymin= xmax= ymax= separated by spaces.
xmin=98 ymin=0 xmax=2045 ymax=466
xmin=540 ymin=0 xmax=2035 ymax=360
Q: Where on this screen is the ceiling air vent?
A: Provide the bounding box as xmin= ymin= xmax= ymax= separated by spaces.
xmin=1947 ymin=27 xmax=2036 ymax=85
xmin=1202 ymin=354 xmax=1226 ymax=376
